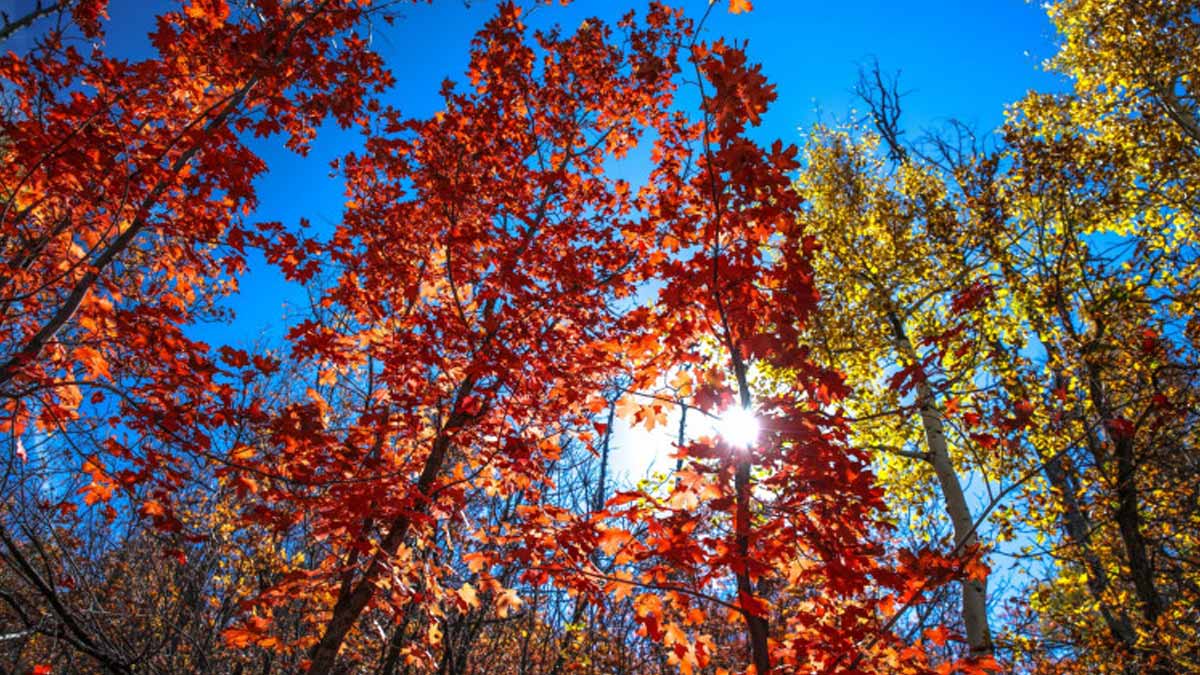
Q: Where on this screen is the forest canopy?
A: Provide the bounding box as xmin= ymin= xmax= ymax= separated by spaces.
xmin=1 ymin=1 xmax=1198 ymax=673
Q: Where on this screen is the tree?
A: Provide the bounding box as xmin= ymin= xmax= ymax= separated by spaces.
xmin=793 ymin=117 xmax=1003 ymax=663
xmin=0 ymin=0 xmax=396 ymax=537
xmin=991 ymin=56 xmax=1200 ymax=672
xmin=223 ymin=4 xmax=694 ymax=671
xmin=938 ymin=2 xmax=1200 ymax=669
xmin=14 ymin=1 xmax=1196 ymax=673
xmin=594 ymin=25 xmax=961 ymax=675
xmin=780 ymin=3 xmax=1200 ymax=670
xmin=1 ymin=0 xmax=394 ymax=670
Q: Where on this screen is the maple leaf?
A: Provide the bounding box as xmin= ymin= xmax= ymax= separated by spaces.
xmin=223 ymin=627 xmax=257 ymax=648
xmin=1104 ymin=417 xmax=1135 ymax=441
xmin=79 ymin=459 xmax=115 ymax=505
xmin=233 ymin=474 xmax=258 ymax=495
xmin=496 ymin=587 xmax=522 ymax=618
xmin=457 ymin=582 xmax=479 ymax=609
xmin=664 ymin=621 xmax=688 ymax=647
xmin=606 ymin=570 xmax=636 ymax=602
xmin=634 ymin=592 xmax=663 ymax=618
xmin=598 ymin=526 xmax=631 ymax=556
xmin=183 ymin=0 xmax=230 ymax=27
xmin=964 ymin=556 xmax=991 ymax=583
xmin=924 ymin=625 xmax=953 ymax=647
xmin=463 ymin=551 xmax=490 ymax=574
xmin=73 ymin=346 xmax=111 ymax=380
xmin=728 ymin=0 xmax=753 ymax=14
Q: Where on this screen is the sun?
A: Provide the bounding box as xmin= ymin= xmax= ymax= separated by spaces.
xmin=716 ymin=406 xmax=760 ymax=449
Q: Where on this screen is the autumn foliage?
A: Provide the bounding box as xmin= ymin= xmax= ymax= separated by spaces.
xmin=1 ymin=1 xmax=1197 ymax=674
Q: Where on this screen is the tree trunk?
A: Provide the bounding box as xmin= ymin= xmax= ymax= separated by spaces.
xmin=1037 ymin=443 xmax=1138 ymax=646
xmin=1082 ymin=367 xmax=1164 ymax=626
xmin=595 ymin=399 xmax=615 ymax=511
xmin=887 ymin=311 xmax=993 ymax=657
xmin=308 ymin=379 xmax=477 ymax=674
xmin=735 ymin=457 xmax=771 ymax=675
xmin=726 ymin=334 xmax=771 ymax=675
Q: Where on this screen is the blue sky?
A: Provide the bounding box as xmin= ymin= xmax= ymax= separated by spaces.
xmin=224 ymin=0 xmax=1066 ymax=342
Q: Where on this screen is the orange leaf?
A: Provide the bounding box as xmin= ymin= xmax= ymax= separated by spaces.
xmin=496 ymin=587 xmax=522 ymax=618
xmin=634 ymin=592 xmax=662 ymax=618
xmin=664 ymin=622 xmax=687 ymax=646
xmin=598 ymin=526 xmax=631 ymax=556
xmin=79 ymin=481 xmax=114 ymax=506
xmin=924 ymin=625 xmax=953 ymax=647
xmin=457 ymin=582 xmax=479 ymax=609
xmin=184 ymin=0 xmax=229 ymax=26
xmin=223 ymin=628 xmax=256 ymax=648
xmin=73 ymin=345 xmax=111 ymax=380
xmin=728 ymin=0 xmax=753 ymax=14
xmin=606 ymin=570 xmax=635 ymax=602
xmin=234 ymin=474 xmax=258 ymax=495
xmin=464 ymin=552 xmax=489 ymax=574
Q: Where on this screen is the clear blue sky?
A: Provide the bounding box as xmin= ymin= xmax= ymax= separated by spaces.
xmin=81 ymin=0 xmax=1065 ymax=341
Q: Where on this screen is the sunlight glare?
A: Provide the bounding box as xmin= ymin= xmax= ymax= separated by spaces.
xmin=717 ymin=406 xmax=760 ymax=449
